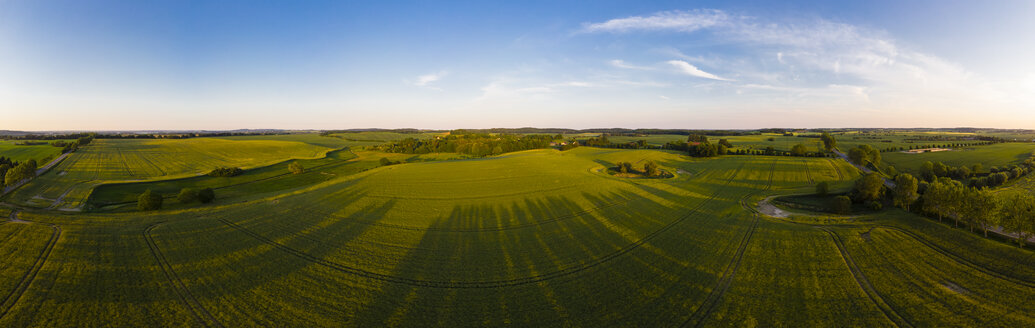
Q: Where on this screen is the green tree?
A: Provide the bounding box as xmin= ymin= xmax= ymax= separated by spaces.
xmin=832 ymin=196 xmax=852 ymax=214
xmin=177 ymin=188 xmax=198 ymax=204
xmin=820 ymin=132 xmax=837 ymax=151
xmin=848 ymin=147 xmax=867 ymax=164
xmin=815 ymin=181 xmax=830 ymax=196
xmin=137 ymin=189 xmax=163 ymax=211
xmin=380 ymin=157 xmax=392 ymax=166
xmin=197 ymin=188 xmax=216 ymax=203
xmin=1002 ymin=192 xmax=1035 ymax=247
xmin=288 ymin=161 xmax=305 ymax=174
xmin=3 ymin=160 xmax=37 ymax=186
xmin=964 ymin=188 xmax=1000 ymax=237
xmin=644 ymin=161 xmax=660 ymax=177
xmin=853 ymin=173 xmax=884 ymax=202
xmin=790 ymin=144 xmax=808 ymax=157
xmin=971 ymin=163 xmax=983 ymax=175
xmin=919 ymin=161 xmax=936 ymax=181
xmin=893 ymin=173 xmax=919 ymax=211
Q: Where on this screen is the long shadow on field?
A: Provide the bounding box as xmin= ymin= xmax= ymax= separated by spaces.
xmin=351 ymin=193 xmax=676 ymax=326
xmin=147 ymin=188 xmax=392 ymax=305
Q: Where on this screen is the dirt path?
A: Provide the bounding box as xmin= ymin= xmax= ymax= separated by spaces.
xmin=756 ymin=196 xmax=790 ymax=218
xmin=832 ymin=149 xmax=895 ymax=188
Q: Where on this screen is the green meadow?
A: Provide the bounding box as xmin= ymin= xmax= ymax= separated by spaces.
xmin=0 ymin=132 xmax=1033 ymax=326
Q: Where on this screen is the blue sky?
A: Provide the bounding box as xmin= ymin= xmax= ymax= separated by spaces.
xmin=1 ymin=0 xmax=1033 ymax=130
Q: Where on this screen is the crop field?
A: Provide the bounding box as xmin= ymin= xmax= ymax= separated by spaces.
xmin=0 ymin=140 xmax=67 ymax=163
xmin=2 ymin=143 xmax=1033 ymax=327
xmin=882 ymin=143 xmax=1035 ymax=174
xmin=3 ymin=137 xmax=340 ymax=210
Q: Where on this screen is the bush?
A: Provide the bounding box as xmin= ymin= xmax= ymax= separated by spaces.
xmin=644 ymin=161 xmax=660 ymax=177
xmin=832 ymin=196 xmax=852 ymax=214
xmin=197 ymin=188 xmax=215 ymax=203
xmin=177 ymin=188 xmax=198 ymax=204
xmin=815 ymin=182 xmax=829 ymax=196
xmin=138 ymin=189 xmax=163 ymax=211
xmin=208 ymin=167 xmax=243 ymax=177
xmin=868 ymin=201 xmax=883 ymax=211
xmin=288 ymin=161 xmax=305 ymax=174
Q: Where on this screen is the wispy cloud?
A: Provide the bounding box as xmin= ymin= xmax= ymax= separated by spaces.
xmin=609 ymin=59 xmax=653 ymax=70
xmin=666 ymin=60 xmax=732 ymax=81
xmin=580 ymin=9 xmax=728 ymax=33
xmin=409 ymin=71 xmax=448 ymax=89
xmin=580 ymin=9 xmax=1020 ymax=119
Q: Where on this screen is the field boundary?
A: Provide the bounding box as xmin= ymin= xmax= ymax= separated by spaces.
xmin=0 ymin=212 xmax=61 ymax=320
xmin=143 ymin=223 xmax=223 ymax=328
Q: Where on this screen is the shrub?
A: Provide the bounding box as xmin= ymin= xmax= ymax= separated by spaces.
xmin=644 ymin=161 xmax=659 ymax=177
xmin=138 ymin=189 xmax=163 ymax=211
xmin=832 ymin=196 xmax=852 ymax=214
xmin=868 ymin=201 xmax=883 ymax=211
xmin=197 ymin=188 xmax=215 ymax=203
xmin=208 ymin=167 xmax=244 ymax=177
xmin=288 ymin=161 xmax=305 ymax=174
xmin=177 ymin=188 xmax=198 ymax=204
xmin=815 ymin=182 xmax=829 ymax=196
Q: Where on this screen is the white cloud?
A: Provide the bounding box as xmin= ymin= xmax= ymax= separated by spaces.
xmin=580 ymin=9 xmax=1027 ymax=121
xmin=666 ymin=60 xmax=732 ymax=81
xmin=580 ymin=9 xmax=728 ymax=33
xmin=409 ymin=71 xmax=448 ymax=89
xmin=610 ymin=59 xmax=653 ymax=70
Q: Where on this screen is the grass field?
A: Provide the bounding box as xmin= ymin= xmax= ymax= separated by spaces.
xmin=2 ymin=144 xmax=1032 ymax=326
xmin=882 ymin=142 xmax=1035 ymax=174
xmin=0 ymin=140 xmax=67 ymax=163
xmin=3 ymin=137 xmax=341 ymax=210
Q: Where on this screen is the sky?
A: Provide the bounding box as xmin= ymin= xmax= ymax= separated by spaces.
xmin=1 ymin=0 xmax=1034 ymax=131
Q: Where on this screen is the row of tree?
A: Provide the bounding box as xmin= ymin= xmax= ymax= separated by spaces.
xmin=918 ymin=154 xmax=1034 ymax=188
xmin=2 ymin=159 xmax=36 ymax=187
xmin=376 ymin=133 xmax=558 ymax=157
xmin=847 ymin=144 xmax=882 ymax=167
xmin=613 ymin=160 xmax=662 ymax=177
xmin=138 ymin=188 xmax=216 ymax=211
xmin=835 ymin=171 xmax=1035 ymax=247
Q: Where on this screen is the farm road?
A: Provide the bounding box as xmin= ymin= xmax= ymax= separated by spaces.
xmin=832 ymin=149 xmax=895 ymax=188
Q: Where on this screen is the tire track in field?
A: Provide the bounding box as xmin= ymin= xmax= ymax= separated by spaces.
xmin=820 ymin=227 xmax=912 ymax=328
xmin=144 ymin=223 xmax=223 ymax=328
xmin=0 ymin=211 xmax=61 ymax=320
xmin=251 ymin=195 xmax=629 ymax=235
xmin=876 ymin=226 xmax=1035 ymax=288
xmin=93 ymin=148 xmax=360 ymax=207
xmin=682 ymin=157 xmax=774 ymax=327
xmin=802 ymin=159 xmax=814 ymax=184
xmin=219 ymin=161 xmax=750 ymax=289
xmin=828 ymin=158 xmax=845 ymax=181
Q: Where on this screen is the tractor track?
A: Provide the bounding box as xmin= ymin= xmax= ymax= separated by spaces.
xmin=820 ymin=227 xmax=912 ymax=328
xmin=144 ymin=223 xmax=223 ymax=328
xmin=875 ymin=226 xmax=1035 ymax=288
xmin=682 ymin=158 xmax=774 ymax=327
xmin=0 ymin=211 xmax=61 ymax=320
xmin=828 ymin=158 xmax=845 ymax=181
xmin=220 ymin=161 xmax=750 ymax=289
xmin=802 ymin=160 xmax=814 ymax=184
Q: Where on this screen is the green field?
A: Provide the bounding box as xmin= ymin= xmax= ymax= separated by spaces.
xmin=3 ymin=137 xmax=340 ymax=210
xmin=0 ymin=140 xmax=67 ymax=163
xmin=1 ymin=142 xmax=1033 ymax=326
xmin=882 ymin=143 xmax=1035 ymax=174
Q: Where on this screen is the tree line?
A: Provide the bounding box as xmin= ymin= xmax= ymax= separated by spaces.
xmin=831 ymin=168 xmax=1035 ymax=247
xmin=375 ymin=133 xmax=558 ymax=157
